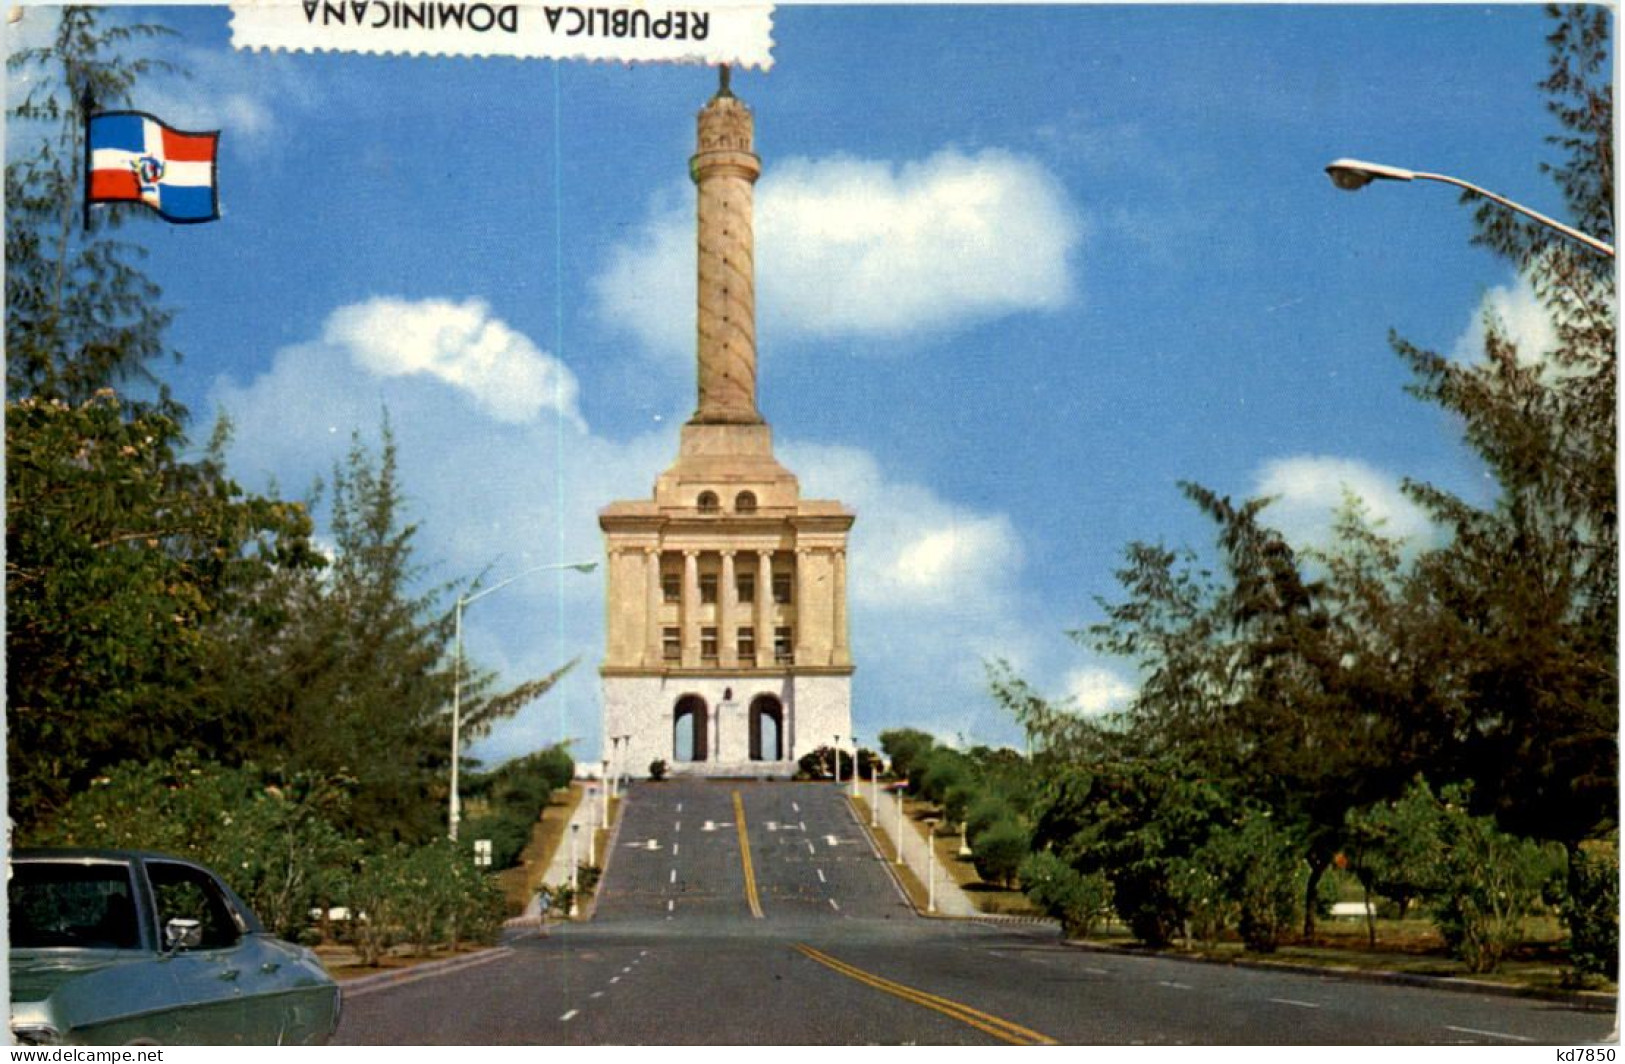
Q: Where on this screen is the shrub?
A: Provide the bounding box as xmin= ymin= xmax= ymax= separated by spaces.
xmin=1207 ymin=811 xmax=1305 ymax=954
xmin=1427 ymin=789 xmax=1563 ymax=973
xmin=971 ymin=819 xmax=1029 ymax=888
xmin=649 ymin=759 xmax=669 ymax=781
xmin=1019 ymin=851 xmax=1111 ymax=939
xmin=965 ymin=793 xmax=1015 ymax=847
xmin=1564 ymin=842 xmax=1619 ymax=982
xmin=1167 ymin=858 xmax=1234 ymax=947
xmin=27 ymin=752 xmax=355 ymax=940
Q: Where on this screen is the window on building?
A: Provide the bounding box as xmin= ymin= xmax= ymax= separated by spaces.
xmin=774 ymin=626 xmax=794 ymax=664
xmin=662 ymin=628 xmax=681 ymax=662
xmin=697 ymin=491 xmax=720 ymax=514
xmin=662 ymin=574 xmax=681 ymax=603
xmin=701 ymin=627 xmax=719 ymax=661
xmin=737 ymin=627 xmax=755 ymax=660
xmin=736 ymin=573 xmax=755 ymax=602
xmin=699 ymin=574 xmax=718 ymax=604
xmin=772 ymin=572 xmax=793 ymax=604
xmin=735 ymin=491 xmax=758 ymax=514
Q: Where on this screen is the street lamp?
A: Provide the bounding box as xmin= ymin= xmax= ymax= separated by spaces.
xmin=849 ymin=735 xmax=860 ymax=798
xmin=924 ymin=816 xmax=940 ymax=914
xmin=895 ymin=785 xmax=905 ymax=866
xmin=609 ymin=737 xmax=621 ymax=800
xmin=870 ymin=761 xmax=880 ymax=827
xmin=569 ymin=823 xmax=580 ymax=917
xmin=601 ymin=760 xmax=611 ymax=829
xmin=449 ymin=559 xmax=597 ymax=840
xmin=1324 ymin=157 xmax=1614 ymax=258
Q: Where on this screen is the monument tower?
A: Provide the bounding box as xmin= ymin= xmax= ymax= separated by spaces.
xmin=599 ymin=72 xmax=855 ymax=777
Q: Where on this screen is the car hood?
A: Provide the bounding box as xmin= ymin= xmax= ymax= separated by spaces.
xmin=10 ymin=950 xmax=147 ymax=1004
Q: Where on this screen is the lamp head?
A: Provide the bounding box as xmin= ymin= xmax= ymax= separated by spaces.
xmin=1325 ymin=157 xmax=1416 ymax=191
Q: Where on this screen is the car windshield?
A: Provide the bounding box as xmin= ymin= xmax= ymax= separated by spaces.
xmin=10 ymin=862 xmax=141 ymax=950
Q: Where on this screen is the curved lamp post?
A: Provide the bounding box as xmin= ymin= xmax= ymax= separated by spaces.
xmin=1324 ymin=157 xmax=1614 ymax=258
xmin=449 ymin=559 xmax=598 ymax=840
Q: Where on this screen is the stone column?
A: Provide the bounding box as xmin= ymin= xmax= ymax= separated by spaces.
xmin=645 ymin=548 xmax=663 ymax=666
xmin=719 ymin=550 xmax=737 ymax=668
xmin=794 ymin=548 xmax=813 ymax=665
xmin=755 ymin=549 xmax=774 ymax=668
xmin=682 ymin=550 xmax=700 ymax=668
xmin=833 ymin=548 xmax=849 ymax=666
xmin=690 ymin=82 xmax=762 ymax=425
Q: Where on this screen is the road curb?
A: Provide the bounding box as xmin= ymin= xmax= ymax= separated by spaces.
xmin=1058 ymin=938 xmax=1619 ymax=1013
xmin=337 ymin=944 xmax=516 ymax=998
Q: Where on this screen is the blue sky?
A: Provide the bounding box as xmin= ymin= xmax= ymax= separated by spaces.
xmin=9 ymin=4 xmax=1582 ymax=766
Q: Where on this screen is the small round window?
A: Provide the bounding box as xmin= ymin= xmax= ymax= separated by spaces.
xmin=735 ymin=491 xmax=758 ymax=515
xmin=697 ymin=491 xmax=720 ymax=514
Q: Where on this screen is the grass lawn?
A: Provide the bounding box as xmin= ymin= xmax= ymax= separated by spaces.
xmin=494 ymin=781 xmax=586 ymax=912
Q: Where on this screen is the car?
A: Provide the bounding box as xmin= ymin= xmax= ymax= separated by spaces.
xmin=9 ymin=849 xmax=341 ymax=1045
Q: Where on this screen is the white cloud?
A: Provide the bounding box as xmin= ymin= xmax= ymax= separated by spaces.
xmin=1253 ymin=455 xmax=1434 ymax=552
xmin=595 ymin=148 xmax=1081 ymax=357
xmin=1063 ymin=666 xmax=1137 ymax=717
xmin=323 ymin=297 xmax=583 ymax=428
xmin=1450 ymin=274 xmax=1558 ymax=366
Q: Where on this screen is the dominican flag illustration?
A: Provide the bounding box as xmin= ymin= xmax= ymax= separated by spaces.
xmin=85 ymin=111 xmax=220 ymax=224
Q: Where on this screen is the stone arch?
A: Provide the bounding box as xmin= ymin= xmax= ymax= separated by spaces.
xmin=673 ymin=694 xmax=709 ymax=762
xmin=748 ymin=694 xmax=784 ymax=761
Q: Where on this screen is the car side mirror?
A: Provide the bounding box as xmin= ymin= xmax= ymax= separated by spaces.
xmin=164 ymin=918 xmax=203 ymax=953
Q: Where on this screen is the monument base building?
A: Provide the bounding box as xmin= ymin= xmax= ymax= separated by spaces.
xmin=599 ymin=75 xmax=854 ymax=778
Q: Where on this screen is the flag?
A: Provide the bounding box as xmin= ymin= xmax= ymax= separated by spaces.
xmin=86 ymin=111 xmax=219 ymax=224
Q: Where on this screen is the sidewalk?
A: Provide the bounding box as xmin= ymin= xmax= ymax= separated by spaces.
xmin=520 ymin=781 xmax=614 ymax=918
xmin=859 ymin=787 xmax=979 ymax=918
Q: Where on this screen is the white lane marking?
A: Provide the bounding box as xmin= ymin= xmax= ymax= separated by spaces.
xmin=640 ymin=950 xmax=648 ymax=957
xmin=1158 ymin=981 xmax=1192 ymax=991
xmin=799 ymin=821 xmax=806 ymax=831
xmin=1268 ymin=998 xmax=1321 ymax=1010
xmin=560 ymin=1010 xmax=579 ymax=1022
xmin=622 ymin=966 xmax=633 ymax=974
xmin=1443 ymin=1026 xmax=1535 ymax=1043
xmin=816 ymin=868 xmax=826 ymax=883
xmin=704 ymin=820 xmax=716 ymax=832
xmin=829 ymin=898 xmax=841 ymax=911
xmin=672 ymin=843 xmax=680 ymax=856
xmin=590 ymin=992 xmax=604 ymax=999
xmin=676 ymin=803 xmax=683 ymax=812
xmin=610 ymin=976 xmax=621 ymax=985
xmin=805 ymin=840 xmax=816 ymax=854
xmin=674 ymin=821 xmax=681 ymax=832
xmin=670 ymin=868 xmax=677 ymax=884
xmin=792 ymin=802 xmax=800 ymax=813
xmin=667 ymin=899 xmax=674 ymax=912
xmin=1080 ymin=967 xmax=1110 ymax=976
xmin=824 ymin=835 xmax=840 ymax=847
xmin=644 ymin=839 xmax=660 ymax=851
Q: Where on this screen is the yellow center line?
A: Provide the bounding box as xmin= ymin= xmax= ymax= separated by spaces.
xmin=794 ymin=943 xmax=1056 ymax=1046
xmin=733 ymin=790 xmax=763 ymax=918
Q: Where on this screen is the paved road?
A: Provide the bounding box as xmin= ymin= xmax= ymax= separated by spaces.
xmin=336 ymin=780 xmax=1615 ymax=1045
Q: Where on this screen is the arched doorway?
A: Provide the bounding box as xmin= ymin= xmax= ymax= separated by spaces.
xmin=673 ymin=695 xmax=709 ymax=761
xmin=748 ymin=695 xmax=784 ymax=761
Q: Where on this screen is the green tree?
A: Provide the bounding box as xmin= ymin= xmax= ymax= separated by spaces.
xmin=1393 ymin=4 xmax=1615 ymax=851
xmin=878 ymin=727 xmax=936 ymax=788
xmin=5 ymin=8 xmax=319 ymax=828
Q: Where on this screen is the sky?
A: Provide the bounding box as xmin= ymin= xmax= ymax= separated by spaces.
xmin=7 ymin=3 xmax=1585 ymax=768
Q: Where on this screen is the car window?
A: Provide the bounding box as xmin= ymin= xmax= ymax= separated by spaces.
xmin=9 ymin=862 xmax=141 ymax=950
xmin=147 ymin=861 xmax=243 ymax=950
